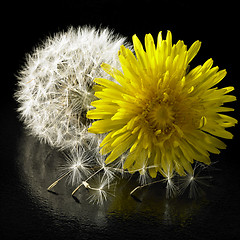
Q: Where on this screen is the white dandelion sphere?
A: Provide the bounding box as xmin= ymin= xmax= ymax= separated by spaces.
xmin=15 ymin=26 xmax=130 ymax=149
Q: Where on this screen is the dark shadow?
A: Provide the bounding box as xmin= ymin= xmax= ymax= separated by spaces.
xmin=47 ymin=189 xmax=59 ymax=195
xmin=72 ymin=195 xmax=81 ymax=204
xmin=130 ymin=194 xmax=142 ymax=203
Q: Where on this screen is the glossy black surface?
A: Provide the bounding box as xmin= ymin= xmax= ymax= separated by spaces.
xmin=2 ymin=121 xmax=240 ymax=240
xmin=2 ymin=1 xmax=240 ymax=239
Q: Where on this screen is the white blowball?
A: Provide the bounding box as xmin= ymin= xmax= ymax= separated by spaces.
xmin=15 ymin=26 xmax=130 ymax=149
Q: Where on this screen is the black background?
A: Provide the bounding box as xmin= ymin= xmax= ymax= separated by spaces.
xmin=2 ymin=1 xmax=240 ymax=239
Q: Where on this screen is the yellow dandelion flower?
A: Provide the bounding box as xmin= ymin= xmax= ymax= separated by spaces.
xmin=87 ymin=31 xmax=237 ymax=178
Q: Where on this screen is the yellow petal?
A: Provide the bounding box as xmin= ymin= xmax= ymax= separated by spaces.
xmin=105 ymin=134 xmax=136 ymax=164
xmin=187 ymin=40 xmax=201 ymax=64
xmin=86 ymin=109 xmax=114 ymax=119
xmin=123 ymin=152 xmax=136 ymax=169
xmin=148 ymin=167 xmax=158 ymax=178
xmin=218 ymin=114 xmax=238 ymax=127
xmin=100 ymin=131 xmax=115 ymax=147
xmin=88 ymin=119 xmax=124 ymax=134
xmin=101 ymin=63 xmax=123 ymax=79
xmin=132 ymin=34 xmax=147 ymax=69
xmin=111 ymin=131 xmax=131 ymax=147
xmin=94 ymin=78 xmax=123 ymax=91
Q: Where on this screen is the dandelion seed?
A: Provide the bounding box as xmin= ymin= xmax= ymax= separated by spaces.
xmin=15 ymin=26 xmax=131 ymax=150
xmin=47 ymin=146 xmax=95 ymax=190
xmin=137 ymin=167 xmax=150 ymax=185
xmin=88 ymin=187 xmax=108 ymax=205
xmin=71 ymin=166 xmax=104 ymax=196
xmin=87 ymin=174 xmax=116 ymax=205
xmin=161 ymin=168 xmax=179 ymax=198
xmin=87 ymin=30 xmax=237 ymax=179
xmin=59 ymin=146 xmax=94 ymax=185
xmin=179 ymin=162 xmax=213 ymax=198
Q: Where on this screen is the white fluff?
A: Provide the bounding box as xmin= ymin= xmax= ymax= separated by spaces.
xmin=15 ymin=26 xmax=130 ymax=149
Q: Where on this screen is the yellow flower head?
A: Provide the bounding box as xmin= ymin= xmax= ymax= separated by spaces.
xmin=87 ymin=31 xmax=237 ymax=178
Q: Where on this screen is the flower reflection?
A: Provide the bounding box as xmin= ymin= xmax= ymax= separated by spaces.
xmin=17 ymin=129 xmax=211 ymax=226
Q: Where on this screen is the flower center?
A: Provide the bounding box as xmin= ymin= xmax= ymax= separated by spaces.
xmin=140 ymin=91 xmax=205 ymax=143
xmin=154 ymin=104 xmax=175 ymax=128
xmin=143 ymin=99 xmax=175 ymax=138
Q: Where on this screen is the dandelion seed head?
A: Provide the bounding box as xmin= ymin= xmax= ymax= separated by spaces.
xmin=15 ymin=26 xmax=131 ymax=149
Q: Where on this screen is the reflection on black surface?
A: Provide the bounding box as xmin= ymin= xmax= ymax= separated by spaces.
xmin=16 ymin=130 xmax=210 ymax=226
xmin=7 ymin=128 xmax=239 ymax=240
